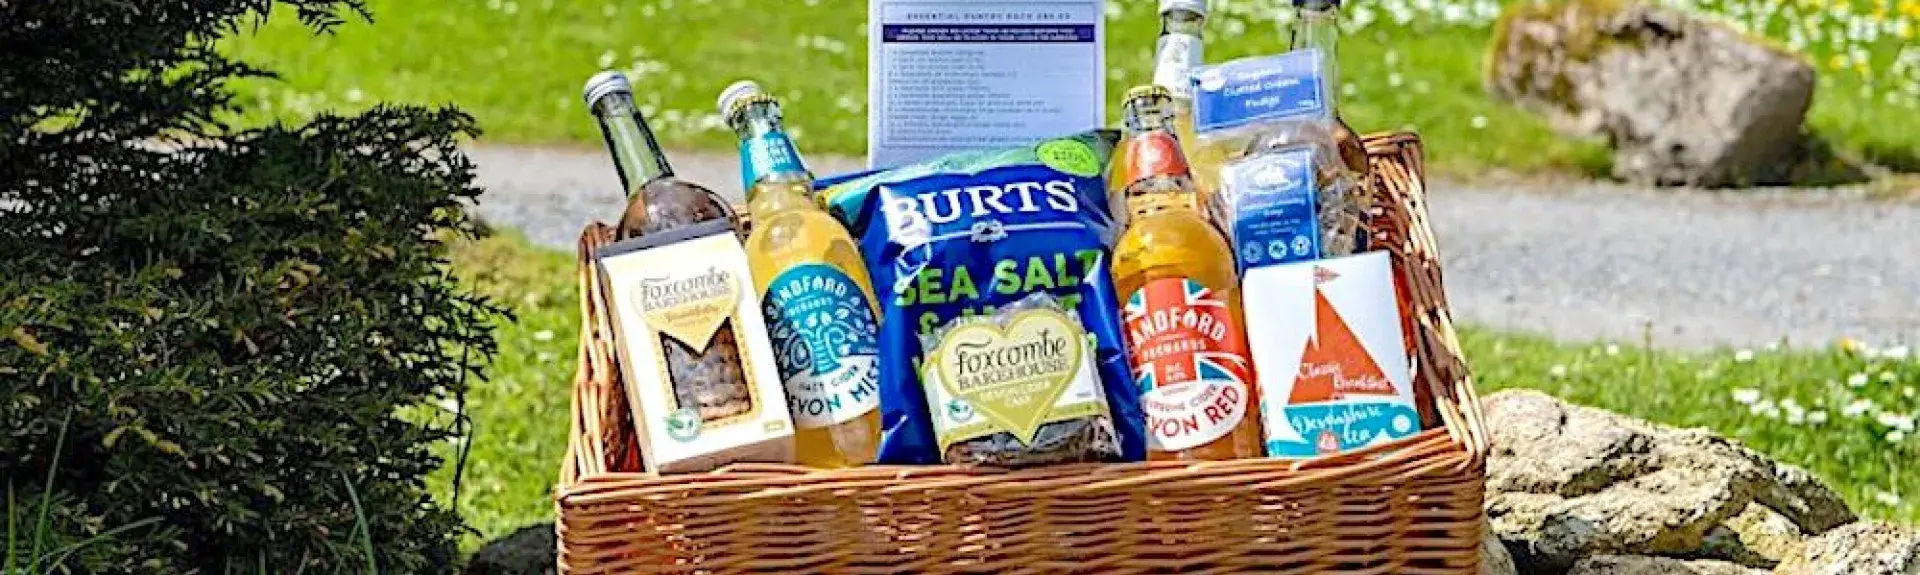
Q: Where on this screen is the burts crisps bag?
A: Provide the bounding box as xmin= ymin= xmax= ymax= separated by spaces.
xmin=816 ymin=131 xmax=1147 ymax=466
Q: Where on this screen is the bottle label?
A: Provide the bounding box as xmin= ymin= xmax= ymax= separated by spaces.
xmin=923 ymin=308 xmax=1109 ymax=451
xmin=1126 ymin=193 xmax=1199 ymax=219
xmin=740 ymin=130 xmax=808 ymax=190
xmin=1153 ymin=33 xmax=1204 ymax=100
xmin=1124 ymin=278 xmax=1255 ymax=452
xmin=1222 ymin=147 xmax=1322 ymax=272
xmin=1114 ymin=131 xmax=1192 ymax=193
xmin=1192 ymin=50 xmax=1328 ymax=134
xmin=761 ymin=263 xmax=882 ymax=428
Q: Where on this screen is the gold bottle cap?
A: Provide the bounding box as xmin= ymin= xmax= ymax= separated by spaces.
xmin=718 ymin=80 xmax=779 ymax=122
xmin=1125 ymin=84 xmax=1174 ymax=104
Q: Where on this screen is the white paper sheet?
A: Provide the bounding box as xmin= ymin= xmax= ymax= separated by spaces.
xmin=867 ymin=0 xmax=1105 ymax=169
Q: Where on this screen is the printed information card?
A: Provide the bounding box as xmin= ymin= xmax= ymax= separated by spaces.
xmin=1242 ymin=251 xmax=1420 ymax=459
xmin=868 ymin=0 xmax=1105 ymax=169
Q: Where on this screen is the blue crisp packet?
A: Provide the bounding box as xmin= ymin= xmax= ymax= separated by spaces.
xmin=814 ymin=131 xmax=1147 ymax=465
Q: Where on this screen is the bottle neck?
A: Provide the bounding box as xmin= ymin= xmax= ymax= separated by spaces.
xmin=730 ymin=102 xmax=812 ymax=204
xmin=1122 ymin=97 xmax=1178 ymax=135
xmin=1116 ymin=102 xmax=1199 ymax=205
xmin=1153 ymin=10 xmax=1207 ymax=99
xmin=1162 ymin=9 xmax=1206 ymax=36
xmin=746 ymin=181 xmax=817 ymax=216
xmin=591 ymin=93 xmax=674 ymax=196
xmin=1292 ymin=2 xmax=1341 ymax=97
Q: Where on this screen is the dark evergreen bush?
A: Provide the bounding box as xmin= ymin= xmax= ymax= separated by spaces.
xmin=1 ymin=0 xmax=501 ymax=572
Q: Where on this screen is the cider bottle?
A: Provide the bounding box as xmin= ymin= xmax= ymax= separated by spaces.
xmin=585 ymin=72 xmax=740 ymax=239
xmin=1110 ymin=85 xmax=1265 ymax=461
xmin=1152 ymin=0 xmax=1207 ymax=150
xmin=1117 ymin=0 xmax=1213 ymax=217
xmin=1290 ymin=0 xmax=1371 ymax=178
xmin=584 ymin=72 xmax=758 ymax=428
xmin=721 ymin=81 xmax=883 ymax=468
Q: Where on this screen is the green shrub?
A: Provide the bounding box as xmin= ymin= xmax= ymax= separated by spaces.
xmin=1 ymin=0 xmax=502 ymax=572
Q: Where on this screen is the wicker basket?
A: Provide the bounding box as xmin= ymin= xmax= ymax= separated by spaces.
xmin=555 ymin=132 xmax=1489 ymax=574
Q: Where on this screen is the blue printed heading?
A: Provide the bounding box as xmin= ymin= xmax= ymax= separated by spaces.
xmin=1192 ymin=50 xmax=1329 ymax=133
xmin=881 ymin=24 xmax=1097 ymax=43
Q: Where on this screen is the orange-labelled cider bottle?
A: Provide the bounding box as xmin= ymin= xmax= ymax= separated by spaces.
xmin=1110 ymin=85 xmax=1267 ymax=461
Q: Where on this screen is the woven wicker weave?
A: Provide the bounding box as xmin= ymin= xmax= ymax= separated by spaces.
xmin=555 ymin=132 xmax=1488 ymax=574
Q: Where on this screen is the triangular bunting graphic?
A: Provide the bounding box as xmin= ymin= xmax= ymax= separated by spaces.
xmin=1313 ymin=266 xmax=1341 ymax=285
xmin=1290 ymin=286 xmax=1397 ymax=404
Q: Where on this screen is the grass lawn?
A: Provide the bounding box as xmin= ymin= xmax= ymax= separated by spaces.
xmin=434 ymin=233 xmax=1920 ymax=549
xmin=221 ymin=0 xmax=1920 ymax=182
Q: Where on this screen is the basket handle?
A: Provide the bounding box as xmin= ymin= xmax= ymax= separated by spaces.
xmin=561 ymin=223 xmax=639 ymax=486
xmin=1362 ymin=132 xmax=1489 ymax=466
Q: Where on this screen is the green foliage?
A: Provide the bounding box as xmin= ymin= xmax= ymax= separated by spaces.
xmin=5 ymin=412 xmax=169 ymax=574
xmin=432 ymin=233 xmax=577 ymax=550
xmin=1 ymin=0 xmax=502 ymax=572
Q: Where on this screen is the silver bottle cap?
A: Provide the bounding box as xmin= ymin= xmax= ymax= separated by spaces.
xmin=716 ymin=80 xmax=766 ymax=116
xmin=1160 ymin=0 xmax=1207 ymax=17
xmin=582 ymin=71 xmax=633 ymax=108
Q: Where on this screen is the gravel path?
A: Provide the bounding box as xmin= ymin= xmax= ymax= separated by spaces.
xmin=466 ymin=145 xmax=1920 ymax=350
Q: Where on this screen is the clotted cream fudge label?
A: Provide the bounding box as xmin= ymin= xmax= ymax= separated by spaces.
xmin=923 ymin=307 xmax=1108 ymax=451
xmin=1125 ymin=278 xmax=1255 ymax=452
xmin=1191 ymin=49 xmax=1328 ymax=133
xmin=1242 ymin=251 xmax=1418 ymax=459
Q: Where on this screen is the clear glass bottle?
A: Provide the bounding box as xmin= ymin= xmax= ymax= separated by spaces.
xmin=1110 ymin=85 xmax=1266 ymax=461
xmin=1290 ymin=0 xmax=1371 ymax=178
xmin=584 ymin=71 xmax=756 ymax=427
xmin=1153 ymin=0 xmax=1207 ymax=149
xmin=585 ymin=72 xmax=739 ymax=239
xmin=1290 ymin=4 xmax=1425 ymax=423
xmin=720 ymin=81 xmax=883 ymax=468
xmin=1125 ymin=0 xmax=1215 ymax=218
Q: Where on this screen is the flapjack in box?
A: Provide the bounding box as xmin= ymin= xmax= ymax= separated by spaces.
xmin=596 ymin=219 xmax=795 ymax=473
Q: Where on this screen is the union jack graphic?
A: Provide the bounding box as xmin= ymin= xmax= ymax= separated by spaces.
xmin=1124 ymin=279 xmax=1253 ymax=392
xmin=1124 ymin=278 xmax=1225 ymax=318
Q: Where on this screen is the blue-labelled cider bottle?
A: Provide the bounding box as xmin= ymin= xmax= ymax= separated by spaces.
xmin=721 ymin=81 xmax=883 ymax=468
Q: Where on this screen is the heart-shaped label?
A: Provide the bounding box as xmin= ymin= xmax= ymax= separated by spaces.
xmin=932 ymin=309 xmax=1086 ymax=445
xmin=633 ymin=266 xmax=741 ymax=351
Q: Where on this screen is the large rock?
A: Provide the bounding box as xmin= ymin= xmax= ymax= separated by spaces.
xmin=1481 ymin=390 xmax=1855 ymax=572
xmin=1703 ymin=503 xmax=1808 ymax=565
xmin=1487 ymin=0 xmax=1815 ymax=187
xmin=1773 ymin=521 xmax=1920 ymax=575
xmin=465 ymin=523 xmax=556 ymax=575
xmin=1567 ymin=555 xmax=1766 ymax=575
xmin=1484 ymin=522 xmax=1521 ymax=575
xmin=1763 ymin=464 xmax=1856 ymax=534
